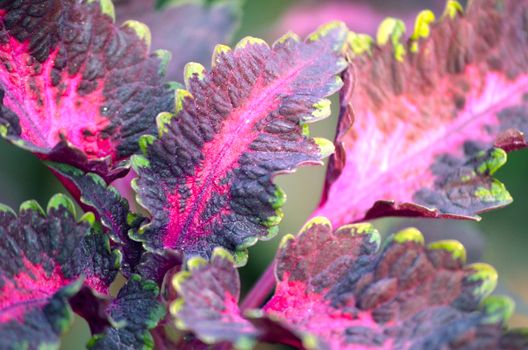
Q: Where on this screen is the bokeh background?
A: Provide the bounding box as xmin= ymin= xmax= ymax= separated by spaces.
xmin=1 ymin=0 xmax=526 ymax=348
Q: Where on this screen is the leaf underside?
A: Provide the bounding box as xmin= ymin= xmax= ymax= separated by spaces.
xmin=169 ymin=219 xmax=528 ymax=350
xmin=132 ymin=22 xmax=348 ymax=261
xmin=317 ymin=0 xmax=528 ymax=226
xmin=0 ymin=0 xmax=173 ymax=180
xmin=0 ymin=195 xmax=119 ymax=350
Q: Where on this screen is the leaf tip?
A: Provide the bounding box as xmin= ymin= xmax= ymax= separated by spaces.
xmin=279 ymin=233 xmax=296 ymax=249
xmin=184 ymin=62 xmax=207 ymax=88
xmin=347 ymin=31 xmax=373 ymax=56
xmin=175 ymin=88 xmax=193 ymax=114
xmin=187 ymin=256 xmax=208 ymax=271
xmin=0 ymin=202 xmax=15 ymax=216
xmin=211 ymin=44 xmax=232 ymax=68
xmin=391 ymin=227 xmax=424 ymax=245
xmin=482 ymin=295 xmax=515 ymax=324
xmin=122 ymin=20 xmax=152 ymax=50
xmin=19 ymin=200 xmax=45 ymax=216
xmin=428 ymin=240 xmax=467 ymax=263
xmin=273 ymin=31 xmax=301 ymax=47
xmin=443 ymin=0 xmax=464 ymax=19
xmin=172 ymin=271 xmax=191 ymax=294
xmin=47 ymin=194 xmax=76 ymax=217
xmin=154 ymin=49 xmax=172 ymax=77
xmin=376 ymin=17 xmax=406 ymax=61
xmin=156 ymin=112 xmax=176 ymax=137
xmin=308 ymin=98 xmax=332 ymax=123
xmin=235 ymin=36 xmax=270 ymax=50
xmin=467 ymin=263 xmax=498 ymax=298
xmin=410 ymin=10 xmax=436 ymax=52
xmin=300 ymin=216 xmax=332 ymax=234
xmin=87 ymin=0 xmax=116 ymax=21
xmin=336 ymin=222 xmax=381 ymax=247
xmin=212 ymin=246 xmax=236 ymax=264
xmin=139 ymin=134 xmax=156 ymax=155
xmin=313 ymin=137 xmax=335 ymax=158
xmin=131 ymin=154 xmax=151 ymax=172
xmin=307 ymin=21 xmax=347 ymax=47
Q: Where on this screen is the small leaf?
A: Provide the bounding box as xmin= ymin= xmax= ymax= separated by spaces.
xmin=88 ymin=274 xmax=166 ymax=350
xmin=48 ymin=162 xmax=145 ymax=276
xmin=170 ymin=248 xmax=258 ymax=347
xmin=115 ymin=0 xmax=242 ymax=80
xmin=0 ymin=0 xmax=173 ymax=180
xmin=317 ymin=0 xmax=528 ymax=226
xmin=168 ymin=218 xmax=528 ymax=349
xmin=133 ymin=22 xmax=348 ymax=261
xmin=0 ymin=196 xmax=120 ymax=350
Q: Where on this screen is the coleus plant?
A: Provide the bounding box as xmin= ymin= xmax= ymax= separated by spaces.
xmin=0 ymin=0 xmax=527 ymax=349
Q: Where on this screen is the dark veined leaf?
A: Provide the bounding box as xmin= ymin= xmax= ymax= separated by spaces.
xmin=0 ymin=0 xmax=173 ymax=180
xmin=316 ymin=0 xmax=528 ymax=226
xmin=0 ymin=194 xmax=120 ymax=350
xmin=170 ymin=248 xmax=259 ymax=348
xmin=168 ymin=218 xmax=528 ymax=349
xmin=115 ymin=0 xmax=242 ymax=81
xmin=88 ymin=274 xmax=165 ymax=350
xmin=47 ymin=162 xmax=183 ymax=284
xmin=263 ymin=218 xmax=528 ymax=349
xmin=47 ymin=162 xmax=145 ymax=276
xmin=132 ymin=22 xmax=348 ymax=262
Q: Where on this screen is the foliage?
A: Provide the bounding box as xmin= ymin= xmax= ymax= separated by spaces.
xmin=0 ymin=0 xmax=527 ymax=349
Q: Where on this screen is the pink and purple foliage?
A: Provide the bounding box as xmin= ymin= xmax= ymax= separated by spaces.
xmin=316 ymin=0 xmax=528 ymax=225
xmin=0 ymin=0 xmax=528 ymax=349
xmin=132 ymin=23 xmax=347 ymax=261
xmin=0 ymin=0 xmax=173 ymax=179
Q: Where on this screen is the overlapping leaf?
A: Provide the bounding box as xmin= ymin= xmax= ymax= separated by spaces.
xmin=0 ymin=0 xmax=173 ymax=180
xmin=132 ymin=22 xmax=348 ymax=261
xmin=0 ymin=195 xmax=120 ymax=350
xmin=316 ymin=0 xmax=528 ymax=226
xmin=88 ymin=274 xmax=165 ymax=350
xmin=168 ymin=218 xmax=528 ymax=349
xmin=115 ymin=0 xmax=242 ymax=80
xmin=48 ymin=162 xmax=183 ymax=284
xmin=48 ymin=162 xmax=145 ymax=276
xmin=170 ymin=248 xmax=259 ymax=347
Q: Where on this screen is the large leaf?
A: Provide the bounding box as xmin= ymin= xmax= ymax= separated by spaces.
xmin=115 ymin=0 xmax=242 ymax=81
xmin=132 ymin=22 xmax=348 ymax=261
xmin=0 ymin=194 xmax=120 ymax=350
xmin=169 ymin=218 xmax=528 ymax=349
xmin=88 ymin=274 xmax=165 ymax=350
xmin=0 ymin=0 xmax=173 ymax=180
xmin=316 ymin=0 xmax=528 ymax=226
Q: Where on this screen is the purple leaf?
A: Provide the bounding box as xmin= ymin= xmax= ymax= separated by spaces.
xmin=47 ymin=162 xmax=145 ymax=277
xmin=0 ymin=0 xmax=173 ymax=180
xmin=169 ymin=217 xmax=528 ymax=349
xmin=0 ymin=194 xmax=120 ymax=349
xmin=132 ymin=22 xmax=348 ymax=262
xmin=170 ymin=248 xmax=258 ymax=346
xmin=115 ymin=0 xmax=242 ymax=81
xmin=316 ymin=0 xmax=528 ymax=226
xmin=88 ymin=274 xmax=165 ymax=350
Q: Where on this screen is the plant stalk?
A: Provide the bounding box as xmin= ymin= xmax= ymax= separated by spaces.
xmin=240 ymin=261 xmax=276 ymax=311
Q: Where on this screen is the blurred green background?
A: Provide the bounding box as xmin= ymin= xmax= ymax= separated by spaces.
xmin=1 ymin=0 xmax=526 ymax=348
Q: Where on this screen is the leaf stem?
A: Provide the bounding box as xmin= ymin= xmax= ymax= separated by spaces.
xmin=240 ymin=262 xmax=276 ymax=311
